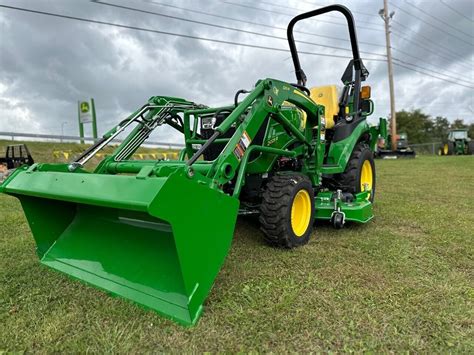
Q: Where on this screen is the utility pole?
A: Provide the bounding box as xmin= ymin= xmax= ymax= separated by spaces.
xmin=379 ymin=0 xmax=397 ymax=150
xmin=77 ymin=101 xmax=85 ymax=144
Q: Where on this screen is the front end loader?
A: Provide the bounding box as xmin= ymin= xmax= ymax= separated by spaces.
xmin=1 ymin=5 xmax=386 ymax=326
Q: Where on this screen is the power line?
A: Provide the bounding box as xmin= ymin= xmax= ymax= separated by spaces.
xmin=392 ymin=19 xmax=472 ymax=66
xmin=393 ymin=61 xmax=473 ymax=89
xmin=439 ymin=0 xmax=473 ymax=23
xmin=391 ymin=47 xmax=472 ymax=82
xmin=406 ymin=0 xmax=473 ymax=38
xmin=298 ymin=0 xmax=375 ymax=18
xmin=146 ymin=0 xmax=386 ymax=48
xmin=92 ymin=0 xmax=388 ymax=58
xmin=223 ymin=0 xmax=472 ymax=69
xmin=390 ymin=2 xmax=473 ymax=46
xmin=146 ymin=0 xmax=470 ymax=79
xmin=0 ymin=4 xmax=472 ymax=90
xmin=257 ymin=0 xmax=383 ymax=28
xmin=221 ymin=1 xmax=385 ymax=32
xmin=101 ymin=0 xmax=473 ymax=85
xmin=0 ymin=4 xmax=383 ymax=62
xmin=392 ymin=57 xmax=473 ymax=86
xmin=391 ymin=28 xmax=473 ymax=72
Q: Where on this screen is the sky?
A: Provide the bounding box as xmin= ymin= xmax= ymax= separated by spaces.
xmin=0 ymin=0 xmax=473 ymax=144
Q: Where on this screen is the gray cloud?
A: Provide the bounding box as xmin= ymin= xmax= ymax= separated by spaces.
xmin=0 ymin=0 xmax=472 ymax=144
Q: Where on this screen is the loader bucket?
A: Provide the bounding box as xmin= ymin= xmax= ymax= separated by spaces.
xmin=1 ymin=167 xmax=239 ymax=325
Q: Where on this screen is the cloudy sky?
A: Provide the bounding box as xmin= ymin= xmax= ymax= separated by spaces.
xmin=0 ymin=0 xmax=473 ymax=143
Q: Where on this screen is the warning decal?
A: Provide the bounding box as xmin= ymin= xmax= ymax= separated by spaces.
xmin=233 ymin=131 xmax=252 ymax=160
xmin=241 ymin=131 xmax=251 ymax=148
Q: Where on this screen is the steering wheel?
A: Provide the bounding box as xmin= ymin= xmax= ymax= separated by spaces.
xmin=290 ymin=83 xmax=311 ymax=96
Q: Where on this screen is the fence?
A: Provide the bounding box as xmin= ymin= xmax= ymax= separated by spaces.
xmin=0 ymin=131 xmax=185 ymax=150
xmin=408 ymin=142 xmax=442 ymax=155
xmin=1 ymin=131 xmax=445 ymax=155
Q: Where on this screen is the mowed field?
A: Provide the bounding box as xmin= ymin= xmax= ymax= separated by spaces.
xmin=0 ymin=143 xmax=473 ymax=352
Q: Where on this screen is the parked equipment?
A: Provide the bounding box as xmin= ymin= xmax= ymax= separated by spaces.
xmin=0 ymin=144 xmax=34 ymax=169
xmin=376 ymin=132 xmax=415 ymax=159
xmin=0 ymin=5 xmax=386 ymax=326
xmin=438 ymin=129 xmax=474 ymax=155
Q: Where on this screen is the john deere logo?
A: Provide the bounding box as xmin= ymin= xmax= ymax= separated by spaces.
xmin=80 ymin=102 xmax=90 ymax=113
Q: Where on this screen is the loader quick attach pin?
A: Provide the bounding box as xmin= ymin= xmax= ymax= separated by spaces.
xmin=1 ymin=4 xmax=382 ymax=326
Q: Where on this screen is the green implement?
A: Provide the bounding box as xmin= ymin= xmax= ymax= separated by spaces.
xmin=1 ymin=5 xmax=386 ymax=325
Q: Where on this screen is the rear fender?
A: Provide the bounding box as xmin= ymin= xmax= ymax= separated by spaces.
xmin=322 ymin=120 xmax=369 ymax=174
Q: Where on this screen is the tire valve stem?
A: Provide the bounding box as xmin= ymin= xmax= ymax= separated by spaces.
xmin=363 ymin=182 xmax=369 ymax=192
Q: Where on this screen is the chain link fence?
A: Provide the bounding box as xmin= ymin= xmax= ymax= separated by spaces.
xmin=408 ymin=142 xmax=442 ymax=155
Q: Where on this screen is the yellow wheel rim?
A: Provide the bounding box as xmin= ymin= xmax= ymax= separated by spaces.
xmin=360 ymin=160 xmax=373 ymax=199
xmin=291 ymin=189 xmax=311 ymax=237
xmin=443 ymin=144 xmax=448 ymax=155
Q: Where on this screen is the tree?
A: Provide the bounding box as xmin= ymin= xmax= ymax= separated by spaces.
xmin=432 ymin=116 xmax=450 ymax=142
xmin=451 ymin=119 xmax=467 ymax=129
xmin=395 ymin=109 xmax=433 ymax=144
xmin=469 ymin=123 xmax=474 ymax=139
xmin=392 ymin=109 xmax=471 ymax=144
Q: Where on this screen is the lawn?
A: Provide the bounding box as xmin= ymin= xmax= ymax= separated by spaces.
xmin=0 ymin=151 xmax=473 ymax=352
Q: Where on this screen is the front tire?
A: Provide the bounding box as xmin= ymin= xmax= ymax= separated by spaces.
xmin=259 ymin=174 xmax=314 ymax=248
xmin=334 ymin=142 xmax=376 ymax=202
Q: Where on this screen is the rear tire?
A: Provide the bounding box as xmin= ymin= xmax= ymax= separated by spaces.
xmin=334 ymin=142 xmax=376 ymax=202
xmin=447 ymin=142 xmax=455 ymax=155
xmin=259 ymin=174 xmax=314 ymax=248
xmin=468 ymin=141 xmax=474 ymax=155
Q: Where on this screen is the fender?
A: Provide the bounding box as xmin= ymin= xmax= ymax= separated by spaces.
xmin=322 ymin=119 xmax=370 ymax=174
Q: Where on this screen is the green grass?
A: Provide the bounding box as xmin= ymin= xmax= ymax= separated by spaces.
xmin=0 ymin=148 xmax=473 ymax=352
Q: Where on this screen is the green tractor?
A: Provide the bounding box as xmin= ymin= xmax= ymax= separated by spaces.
xmin=0 ymin=5 xmax=386 ymax=326
xmin=438 ymin=128 xmax=474 ymax=155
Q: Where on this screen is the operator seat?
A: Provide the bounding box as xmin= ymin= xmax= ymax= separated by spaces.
xmin=309 ymin=85 xmax=339 ymax=129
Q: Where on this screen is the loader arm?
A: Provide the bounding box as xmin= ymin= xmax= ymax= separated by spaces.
xmin=186 ymin=79 xmax=322 ymax=190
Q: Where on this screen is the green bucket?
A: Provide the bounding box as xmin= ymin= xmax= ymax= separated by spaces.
xmin=2 ymin=167 xmax=239 ymax=325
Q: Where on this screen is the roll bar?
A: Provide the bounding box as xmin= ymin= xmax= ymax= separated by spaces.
xmin=287 ymin=4 xmax=366 ymax=86
xmin=287 ymin=4 xmax=369 ymax=118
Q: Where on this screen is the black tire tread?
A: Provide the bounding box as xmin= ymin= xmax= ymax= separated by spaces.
xmin=447 ymin=142 xmax=455 ymax=155
xmin=333 ymin=142 xmax=376 ymax=202
xmin=468 ymin=141 xmax=474 ymax=155
xmin=259 ymin=174 xmax=313 ymax=248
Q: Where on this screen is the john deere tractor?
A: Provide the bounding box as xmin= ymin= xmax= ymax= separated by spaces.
xmin=0 ymin=5 xmax=386 ymax=325
xmin=438 ymin=128 xmax=474 ymax=155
